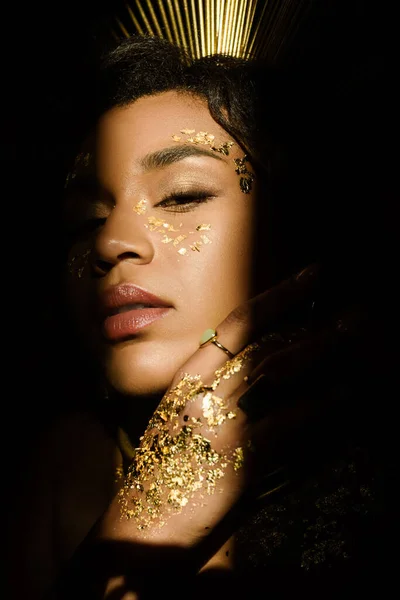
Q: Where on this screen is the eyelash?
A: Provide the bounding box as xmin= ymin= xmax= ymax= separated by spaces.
xmin=156 ymin=191 xmax=215 ymax=213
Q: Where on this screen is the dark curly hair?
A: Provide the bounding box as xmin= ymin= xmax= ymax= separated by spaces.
xmin=58 ymin=34 xmax=322 ymax=286
xmin=67 ymin=36 xmax=298 ymax=182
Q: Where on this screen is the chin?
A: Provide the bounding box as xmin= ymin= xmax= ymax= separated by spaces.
xmin=101 ymin=341 xmax=189 ymax=398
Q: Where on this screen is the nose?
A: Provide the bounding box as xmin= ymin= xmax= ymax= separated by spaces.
xmin=92 ymin=206 xmax=154 ymax=275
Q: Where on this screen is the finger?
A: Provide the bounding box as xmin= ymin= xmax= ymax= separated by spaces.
xmin=207 ymin=262 xmax=320 ymax=356
xmin=236 ymin=308 xmax=367 ymax=422
xmin=175 ymin=263 xmax=320 ymax=386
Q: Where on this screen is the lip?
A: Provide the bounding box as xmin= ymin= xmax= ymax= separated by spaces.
xmin=99 ymin=284 xmax=173 ymax=341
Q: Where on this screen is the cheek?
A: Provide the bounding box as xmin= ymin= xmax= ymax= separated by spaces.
xmin=203 ymin=213 xmax=254 ymax=297
xmin=141 ymin=209 xmax=214 ymax=257
xmin=164 ymin=206 xmax=255 ymax=314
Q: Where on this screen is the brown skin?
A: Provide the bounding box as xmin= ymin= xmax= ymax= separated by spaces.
xmin=66 ymin=91 xmax=260 ymax=399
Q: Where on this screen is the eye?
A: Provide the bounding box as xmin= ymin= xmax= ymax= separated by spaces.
xmin=156 ymin=191 xmax=215 ymax=213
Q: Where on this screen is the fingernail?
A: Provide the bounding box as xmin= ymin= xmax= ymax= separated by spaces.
xmin=294 ymin=263 xmax=320 ymax=283
xmin=237 ymin=375 xmax=279 ymax=421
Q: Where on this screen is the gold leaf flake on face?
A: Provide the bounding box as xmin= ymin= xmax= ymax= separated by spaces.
xmin=173 ymin=235 xmax=187 ymax=246
xmin=178 ymin=247 xmax=187 ymax=255
xmin=200 ymin=235 xmax=211 ymax=244
xmin=190 ymin=242 xmax=202 ymax=252
xmin=161 ymin=235 xmax=173 ymax=244
xmin=196 ymin=224 xmax=211 ymax=231
xmin=133 ymin=199 xmax=148 ymax=215
xmin=233 ymin=155 xmax=255 ymax=194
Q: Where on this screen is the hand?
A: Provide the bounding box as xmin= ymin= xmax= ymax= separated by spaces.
xmin=110 ymin=263 xmax=334 ymax=538
xmin=93 ymin=260 xmax=382 ymax=595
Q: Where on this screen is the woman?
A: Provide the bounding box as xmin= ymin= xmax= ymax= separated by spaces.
xmin=8 ymin=36 xmax=392 ymax=599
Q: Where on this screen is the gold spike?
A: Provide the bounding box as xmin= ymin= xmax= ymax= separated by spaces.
xmin=273 ymin=0 xmax=306 ymax=60
xmin=173 ymin=0 xmax=189 ymax=52
xmin=221 ymin=0 xmax=229 ymax=54
xmin=233 ymin=0 xmax=246 ymax=57
xmin=117 ymin=0 xmax=309 ymax=62
xmin=220 ymin=0 xmax=229 ymax=54
xmin=182 ymin=0 xmax=195 ymax=58
xmin=110 ymin=28 xmax=121 ymax=42
xmin=135 ymin=0 xmax=154 ymax=35
xmin=116 ymin=17 xmax=131 ymax=38
xmin=166 ymin=0 xmax=181 ymax=46
xmin=190 ymin=0 xmax=201 ymax=59
xmin=145 ymin=0 xmax=164 ymax=37
xmin=246 ymin=0 xmax=264 ymax=58
xmin=206 ymin=0 xmax=211 ymax=57
xmin=270 ymin=0 xmax=296 ymax=58
xmin=126 ymin=3 xmax=144 ymax=35
xmin=216 ymin=0 xmax=224 ymax=53
xmin=257 ymin=0 xmax=284 ymax=59
xmin=210 ymin=0 xmax=216 ymax=54
xmin=240 ymin=0 xmax=254 ymax=58
xmin=223 ymin=0 xmax=235 ymax=56
xmin=228 ymin=0 xmax=239 ymax=56
xmin=157 ymin=0 xmax=174 ymax=43
xmin=198 ymin=0 xmax=206 ymax=59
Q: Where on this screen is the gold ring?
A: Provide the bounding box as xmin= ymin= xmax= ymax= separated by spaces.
xmin=199 ymin=328 xmax=235 ymax=358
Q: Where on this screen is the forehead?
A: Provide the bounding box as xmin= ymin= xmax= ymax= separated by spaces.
xmin=94 ymin=90 xmax=228 ymax=157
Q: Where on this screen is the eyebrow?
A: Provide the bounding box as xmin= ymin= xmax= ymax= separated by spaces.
xmin=140 ymin=144 xmax=226 ymax=171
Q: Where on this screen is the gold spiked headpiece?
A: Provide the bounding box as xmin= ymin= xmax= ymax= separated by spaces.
xmin=113 ymin=0 xmax=312 ymax=61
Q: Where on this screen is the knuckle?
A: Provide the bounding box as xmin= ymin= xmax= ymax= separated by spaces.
xmin=225 ymin=302 xmax=251 ymax=328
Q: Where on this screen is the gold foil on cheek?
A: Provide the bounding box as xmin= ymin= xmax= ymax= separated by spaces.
xmin=142 ymin=215 xmax=212 ymax=256
xmin=118 ymin=345 xmax=260 ymax=529
xmin=67 ymin=248 xmax=91 ymax=278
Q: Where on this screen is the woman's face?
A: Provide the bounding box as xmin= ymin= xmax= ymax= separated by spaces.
xmin=65 ymin=90 xmax=265 ymax=397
